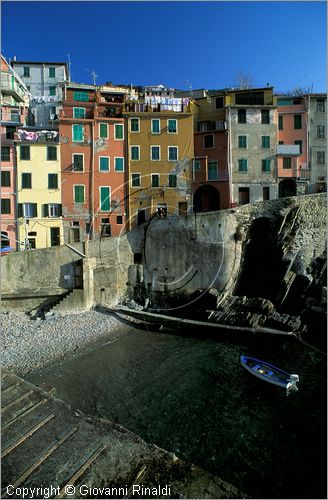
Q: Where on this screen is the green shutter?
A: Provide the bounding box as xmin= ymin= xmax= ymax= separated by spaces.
xmin=43 ymin=204 xmax=49 ymax=217
xmin=48 ymin=174 xmax=58 ymax=189
xmin=168 ymin=119 xmax=177 ymax=133
xmin=262 ymin=159 xmax=270 ymax=172
xmin=115 ymin=158 xmax=124 ymax=171
xmin=74 ymin=185 xmax=85 ymax=203
xmin=115 ymin=124 xmax=123 ymax=139
xmin=73 ymin=108 xmax=86 ymax=119
xmin=99 ymin=157 xmax=109 ymax=171
xmin=152 ymin=120 xmax=160 ymax=133
xmin=169 ymin=174 xmax=177 ymax=187
xmin=73 ymin=124 xmax=83 ymax=142
xmin=22 ymin=173 xmax=32 ymax=189
xmin=74 ymin=92 xmax=89 ymax=102
xmin=278 ymin=115 xmax=283 ymax=130
xmin=49 ymin=67 xmax=55 ymax=78
xmin=239 ymin=159 xmax=247 ymax=172
xmin=238 ymin=136 xmax=247 ymax=148
xmin=100 ymin=187 xmax=110 ymax=211
xmin=131 ymin=147 xmax=139 ymax=160
xmin=100 ymin=123 xmax=108 ymax=138
xmin=262 ymin=136 xmax=270 ymax=148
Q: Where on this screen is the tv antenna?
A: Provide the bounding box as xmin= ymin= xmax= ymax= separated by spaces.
xmin=84 ymin=68 xmax=98 ymax=86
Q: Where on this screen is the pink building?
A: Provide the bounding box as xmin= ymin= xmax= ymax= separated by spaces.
xmin=276 ymin=95 xmax=309 ymax=197
xmin=1 ymin=56 xmax=30 ymax=251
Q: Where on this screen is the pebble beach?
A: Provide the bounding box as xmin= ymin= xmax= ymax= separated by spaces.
xmin=1 ymin=308 xmax=127 ymax=376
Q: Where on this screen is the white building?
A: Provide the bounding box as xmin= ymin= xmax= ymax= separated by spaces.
xmin=306 ymin=94 xmax=327 ymax=193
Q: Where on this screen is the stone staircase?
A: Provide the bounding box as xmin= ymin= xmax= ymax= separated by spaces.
xmin=48 ymin=289 xmax=85 ymax=316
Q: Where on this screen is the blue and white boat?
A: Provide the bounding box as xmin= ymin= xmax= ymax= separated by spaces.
xmin=240 ymin=355 xmax=299 ymax=395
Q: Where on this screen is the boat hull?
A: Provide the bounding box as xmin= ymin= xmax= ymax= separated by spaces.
xmin=240 ymin=355 xmax=298 ymax=390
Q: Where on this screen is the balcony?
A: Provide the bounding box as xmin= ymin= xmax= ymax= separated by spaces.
xmin=16 ymin=129 xmax=59 ymax=143
xmin=277 ymin=144 xmax=300 ymax=156
xmin=1 ymin=108 xmax=23 ymax=125
xmin=1 ymin=72 xmax=27 ymax=102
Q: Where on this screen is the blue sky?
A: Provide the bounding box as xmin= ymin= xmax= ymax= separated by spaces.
xmin=2 ymin=1 xmax=327 ymax=92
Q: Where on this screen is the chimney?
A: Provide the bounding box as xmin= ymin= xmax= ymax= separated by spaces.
xmin=13 ymin=56 xmax=17 ymax=61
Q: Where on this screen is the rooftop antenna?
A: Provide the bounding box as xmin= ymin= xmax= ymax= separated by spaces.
xmin=91 ymin=69 xmax=98 ymax=86
xmin=67 ymin=54 xmax=71 ymax=82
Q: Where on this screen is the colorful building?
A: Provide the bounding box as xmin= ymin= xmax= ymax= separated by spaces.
xmin=191 ymin=91 xmax=230 ymax=211
xmin=11 ymin=60 xmax=69 ymax=127
xmin=275 ymin=95 xmax=309 ymax=197
xmin=225 ymin=87 xmax=278 ymax=205
xmin=16 ymin=132 xmax=63 ymax=249
xmin=124 ymin=85 xmax=194 ymax=228
xmin=1 ymin=55 xmax=30 ymax=251
xmin=306 ymin=94 xmax=327 ymax=193
xmin=59 ymin=82 xmax=131 ymax=242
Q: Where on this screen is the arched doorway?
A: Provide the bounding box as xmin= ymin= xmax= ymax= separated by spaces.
xmin=194 ymin=185 xmax=220 ymax=212
xmin=279 ymin=179 xmax=296 ymax=198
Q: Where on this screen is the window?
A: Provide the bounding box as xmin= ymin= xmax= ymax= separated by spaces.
xmin=317 ymin=151 xmax=326 ymax=165
xmin=294 ymin=140 xmax=302 ymax=154
xmin=204 ymin=134 xmax=214 ymax=148
xmin=193 ymin=159 xmax=201 ymax=171
xmin=48 ymin=174 xmax=58 ymax=189
xmin=116 ymin=215 xmax=123 ymax=225
xmin=168 ymin=174 xmax=177 ymax=187
xmin=167 ymin=119 xmax=177 ymax=133
xmin=261 ymin=110 xmax=270 ymax=124
xmin=22 ymin=173 xmax=32 ymax=189
xmin=99 ymin=123 xmax=108 ymax=139
xmin=278 ymin=141 xmax=284 ymax=145
xmin=72 ymin=124 xmax=84 ymax=142
xmin=283 ymin=157 xmax=292 ymax=169
xmin=49 ymin=86 xmax=56 ymax=96
xmin=100 ymin=186 xmax=111 ymax=211
xmin=262 ymin=159 xmax=271 ymax=172
xmin=74 ymin=185 xmax=85 ymax=203
xmin=114 ymin=123 xmax=123 ymax=140
xmin=26 ymin=86 xmax=30 ymax=92
xmin=208 ymin=160 xmax=218 ymax=180
xmin=47 ymin=146 xmax=57 ymax=161
xmin=1 ymin=199 xmax=11 ymax=214
xmin=11 ymin=109 xmax=20 ymax=122
xmin=49 ymin=67 xmax=56 ymax=78
xmin=101 ymin=218 xmax=111 ymax=237
xmin=151 ymin=119 xmax=160 ymax=134
xmin=6 ymin=127 xmax=15 ymax=140
xmin=130 ymin=146 xmax=140 ymax=160
xmin=151 ymin=174 xmax=159 ymax=187
xmin=47 ymin=203 xmax=62 ymax=217
xmin=131 ymin=173 xmax=141 ymax=187
xmin=151 ymin=146 xmax=160 ymax=161
xmin=1 ymin=231 xmax=9 ymax=247
xmin=261 ymin=136 xmax=270 ymax=149
xmin=238 ymin=187 xmax=249 ymax=205
xmin=278 ymin=115 xmax=283 ymax=130
xmin=23 ymin=67 xmax=30 ymax=77
xmin=316 ymin=99 xmax=325 ymax=112
xmin=317 ymin=125 xmax=325 ymax=139
xmin=215 ymin=96 xmax=224 ymax=109
xmin=238 ymin=109 xmax=246 ymax=124
xmin=263 ymin=187 xmax=270 ymax=201
xmin=73 ymin=108 xmax=86 ymax=119
xmin=238 ymin=159 xmax=248 ymax=172
xmin=74 ymin=91 xmax=89 ymax=102
xmin=18 ymin=203 xmax=37 ymax=218
xmin=294 ymin=114 xmax=302 ymax=129
xmin=73 ymin=154 xmax=84 ymax=171
xmin=130 ymin=118 xmax=140 ymax=132
xmin=238 ymin=136 xmax=247 ymax=148
xmin=99 ymin=157 xmax=110 ymax=171
xmin=168 ymin=146 xmax=178 ymax=161
xmin=1 ymin=147 xmax=10 ymax=162
xmin=1 ymin=171 xmax=10 ymax=187
xmin=20 ymin=146 xmax=30 ymax=160
xmin=114 ymin=157 xmax=124 ymax=172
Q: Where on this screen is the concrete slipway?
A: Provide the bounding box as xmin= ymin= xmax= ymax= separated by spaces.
xmin=1 ymin=370 xmax=245 ymax=499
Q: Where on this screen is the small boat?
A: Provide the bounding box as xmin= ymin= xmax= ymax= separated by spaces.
xmin=240 ymin=355 xmax=299 ymax=395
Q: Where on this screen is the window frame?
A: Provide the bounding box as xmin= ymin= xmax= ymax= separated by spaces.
xmin=167 ymin=119 xmax=178 ymax=134
xmin=1 ymin=147 xmax=10 ymax=162
xmin=130 ymin=118 xmax=140 ymax=133
xmin=261 ymin=109 xmax=270 ymax=124
xmin=21 ymin=173 xmax=32 ymax=189
xmin=317 ymin=125 xmax=325 ymax=139
xmin=130 ymin=145 xmax=140 ymax=161
xmin=208 ymin=160 xmax=219 ymax=181
xmin=114 ymin=157 xmax=124 ymax=172
xmin=151 ymin=119 xmax=160 ymax=134
xmin=316 ymin=99 xmax=325 ymax=112
xmin=99 ymin=122 xmax=108 ymax=139
xmin=20 ymin=145 xmax=30 ymax=160
xmin=317 ymin=151 xmax=326 ymax=165
xmin=72 ymin=153 xmax=84 ymax=172
xmin=151 ymin=173 xmax=160 ymax=187
xmin=261 ymin=159 xmax=271 ymax=173
xmin=47 ymin=145 xmax=57 ymax=161
xmin=48 ymin=203 xmax=60 ymax=217
xmin=99 ymin=156 xmax=110 ymax=172
xmin=150 ymin=145 xmax=161 ymax=161
xmin=261 ymin=136 xmax=270 ymax=149
xmin=99 ymin=186 xmax=111 ymax=212
xmin=203 ymin=134 xmax=214 ymax=149
xmin=1 ymin=170 xmax=11 ymax=187
xmin=131 ymin=173 xmax=141 ymax=187
xmin=23 ymin=67 xmax=30 ymax=77
xmin=238 ymin=109 xmax=247 ymax=124
xmin=238 ymin=158 xmax=248 ymax=172
xmin=49 ymin=67 xmax=56 ymax=78
xmin=1 ymin=199 xmax=11 ymax=214
xmin=48 ymin=173 xmax=58 ymax=189
xmin=73 ymin=91 xmax=89 ymax=102
xmin=294 ymin=114 xmax=302 ymax=129
xmin=238 ymin=135 xmax=247 ymax=149
xmin=168 ymin=146 xmax=178 ymax=161
xmin=72 ymin=124 xmax=84 ymax=142
xmin=73 ymin=107 xmax=86 ymax=119
xmin=73 ymin=184 xmax=86 ymax=204
xmin=168 ymin=173 xmax=177 ymax=188
xmin=283 ymin=157 xmax=292 ymax=169
xmin=49 ymin=86 xmax=56 ymax=96
xmin=114 ymin=123 xmax=124 ymax=140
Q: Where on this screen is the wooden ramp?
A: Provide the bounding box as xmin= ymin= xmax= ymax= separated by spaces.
xmin=1 ymin=370 xmax=245 ymax=499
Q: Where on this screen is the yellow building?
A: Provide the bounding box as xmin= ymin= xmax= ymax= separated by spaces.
xmin=16 ymin=132 xmax=63 ymax=249
xmin=124 ymin=89 xmax=194 ymax=229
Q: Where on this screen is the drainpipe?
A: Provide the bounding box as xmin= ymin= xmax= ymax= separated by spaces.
xmin=125 ymin=113 xmax=130 ymax=230
xmin=226 ymin=108 xmax=233 ymax=207
xmin=90 ymin=119 xmax=95 ymax=240
xmin=13 ymin=142 xmax=19 ymax=251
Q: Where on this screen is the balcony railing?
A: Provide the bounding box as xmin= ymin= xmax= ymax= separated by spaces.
xmin=1 ymin=72 xmax=27 ymax=101
xmin=17 ymin=129 xmax=59 ymax=143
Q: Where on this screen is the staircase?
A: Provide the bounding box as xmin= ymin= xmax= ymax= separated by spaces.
xmin=49 ymin=289 xmax=85 ymax=316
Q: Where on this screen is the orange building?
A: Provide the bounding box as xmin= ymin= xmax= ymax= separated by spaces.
xmin=59 ymin=83 xmax=130 ymax=242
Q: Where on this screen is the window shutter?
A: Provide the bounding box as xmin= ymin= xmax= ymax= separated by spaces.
xmin=33 ymin=204 xmax=38 ymax=217
xmin=18 ymin=203 xmax=23 ymax=218
xmin=58 ymin=204 xmax=62 ymax=217
xmin=43 ymin=204 xmax=49 ymax=217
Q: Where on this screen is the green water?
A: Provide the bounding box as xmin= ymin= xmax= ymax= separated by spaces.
xmin=28 ymin=323 xmax=327 ymax=498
